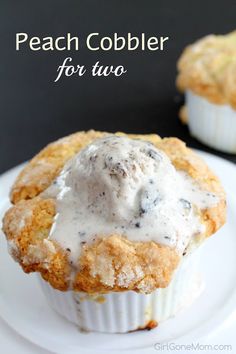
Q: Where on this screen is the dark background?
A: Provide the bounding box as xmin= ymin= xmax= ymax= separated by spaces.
xmin=1 ymin=0 xmax=236 ymax=174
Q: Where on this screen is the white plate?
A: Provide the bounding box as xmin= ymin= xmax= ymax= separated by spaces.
xmin=0 ymin=151 xmax=236 ymax=354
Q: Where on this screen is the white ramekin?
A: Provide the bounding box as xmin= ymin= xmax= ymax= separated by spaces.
xmin=38 ymin=247 xmax=204 ymax=333
xmin=186 ymin=90 xmax=236 ymax=154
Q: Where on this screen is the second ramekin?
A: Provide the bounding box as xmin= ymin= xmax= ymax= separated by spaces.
xmin=186 ymin=90 xmax=236 ymax=154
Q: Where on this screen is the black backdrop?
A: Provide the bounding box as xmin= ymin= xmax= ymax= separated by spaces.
xmin=1 ymin=0 xmax=236 ymax=174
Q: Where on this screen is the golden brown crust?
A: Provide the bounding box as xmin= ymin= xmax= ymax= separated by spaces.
xmin=3 ymin=198 xmax=70 ymax=291
xmin=177 ymin=31 xmax=236 ymax=109
xmin=75 ymin=235 xmax=179 ymax=293
xmin=2 ymin=131 xmax=226 ymax=293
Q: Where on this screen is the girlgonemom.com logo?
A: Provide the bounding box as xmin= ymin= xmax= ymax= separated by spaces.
xmin=154 ymin=342 xmax=232 ymax=351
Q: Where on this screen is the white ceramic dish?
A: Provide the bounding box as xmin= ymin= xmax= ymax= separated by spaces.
xmin=38 ymin=246 xmax=203 ymax=333
xmin=0 ymin=151 xmax=236 ymax=354
xmin=186 ymin=90 xmax=236 ymax=154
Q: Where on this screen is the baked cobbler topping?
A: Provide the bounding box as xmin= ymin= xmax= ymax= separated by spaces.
xmin=177 ymin=31 xmax=236 ymax=108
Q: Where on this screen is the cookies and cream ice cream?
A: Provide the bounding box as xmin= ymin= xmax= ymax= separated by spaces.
xmin=44 ymin=135 xmax=218 ymax=266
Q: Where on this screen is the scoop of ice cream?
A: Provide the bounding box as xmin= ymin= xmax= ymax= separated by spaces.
xmin=66 ymin=136 xmax=178 ymax=225
xmin=46 ymin=135 xmax=218 ymax=266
